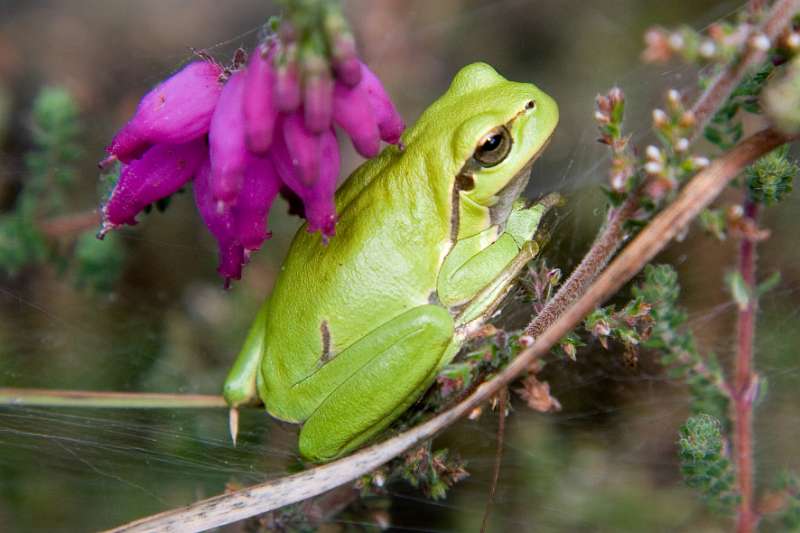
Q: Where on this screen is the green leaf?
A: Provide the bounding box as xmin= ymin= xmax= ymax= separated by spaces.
xmin=726 ymin=270 xmax=751 ymax=311
xmin=756 ymin=271 xmax=781 ymax=297
xmin=678 ymin=414 xmax=739 ymax=514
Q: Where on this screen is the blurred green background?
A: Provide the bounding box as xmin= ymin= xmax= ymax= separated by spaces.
xmin=1 ymin=1 xmax=799 ymax=531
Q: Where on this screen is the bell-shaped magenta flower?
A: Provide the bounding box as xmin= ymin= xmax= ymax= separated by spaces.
xmin=275 ymin=45 xmax=301 ymax=112
xmin=302 ymin=53 xmax=334 ymax=134
xmin=233 ymin=153 xmax=281 ymax=251
xmin=209 ymin=70 xmax=248 ymax=206
xmin=333 ymin=80 xmax=381 ymax=158
xmin=360 ymin=63 xmax=405 ymax=145
xmin=106 ymin=61 xmax=223 ymax=164
xmin=330 ymin=36 xmax=362 ymax=88
xmin=243 ymin=43 xmax=279 ymax=155
xmin=102 ymin=139 xmax=206 ymax=231
xmin=272 ymin=123 xmax=339 ymax=238
xmin=194 ymin=158 xmax=245 ymax=285
xmin=281 ymin=111 xmax=322 ymax=186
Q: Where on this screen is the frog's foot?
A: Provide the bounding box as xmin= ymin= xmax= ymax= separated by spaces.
xmin=505 ymin=192 xmax=563 ymax=246
xmin=295 ymin=305 xmax=454 ymax=462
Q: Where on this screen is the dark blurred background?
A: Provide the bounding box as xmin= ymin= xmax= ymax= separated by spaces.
xmin=1 ymin=1 xmax=799 ymax=531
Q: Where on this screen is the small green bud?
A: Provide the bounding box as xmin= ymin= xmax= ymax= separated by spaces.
xmin=746 ymin=145 xmax=798 ymax=205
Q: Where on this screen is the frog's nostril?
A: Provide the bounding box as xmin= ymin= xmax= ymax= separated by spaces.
xmin=525 ymin=100 xmax=535 ymax=110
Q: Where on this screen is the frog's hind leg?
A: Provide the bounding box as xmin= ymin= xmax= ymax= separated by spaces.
xmin=296 ymin=304 xmax=454 ymax=462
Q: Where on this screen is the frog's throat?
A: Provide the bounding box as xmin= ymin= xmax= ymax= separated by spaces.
xmin=489 ymin=155 xmax=535 ymax=228
xmin=488 ymin=130 xmax=553 ymax=228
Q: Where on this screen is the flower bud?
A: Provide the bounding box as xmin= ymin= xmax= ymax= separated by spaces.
xmin=333 ymin=80 xmax=381 ymax=158
xmin=645 ymin=161 xmax=664 ymax=175
xmin=271 ymin=122 xmax=339 ymax=238
xmin=749 ymin=33 xmax=770 ymax=52
xmin=282 ymin=111 xmax=322 ymax=186
xmin=359 ymin=63 xmax=405 ymax=144
xmin=194 ymin=158 xmax=244 ymax=285
xmin=275 ymin=43 xmax=301 ymax=112
xmin=324 ymin=7 xmax=362 ymax=87
xmin=302 ymin=51 xmax=334 ymax=133
xmin=233 ymin=153 xmax=281 ymax=251
xmin=209 ymin=70 xmax=248 ymax=206
xmin=106 ymin=61 xmax=223 ymax=163
xmin=652 ymin=108 xmax=668 ymax=128
xmin=102 ymin=140 xmax=206 ymax=230
xmin=243 ymin=43 xmax=279 ymax=154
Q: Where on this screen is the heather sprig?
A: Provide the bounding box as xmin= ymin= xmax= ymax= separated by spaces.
xmin=354 ymin=443 xmax=469 ymax=504
xmin=678 ymin=414 xmax=740 ymax=514
xmin=100 ymin=2 xmax=405 ymax=284
xmin=0 ymin=88 xmax=125 ymax=290
xmin=633 ymin=265 xmax=731 ymax=423
xmin=745 ymin=144 xmax=798 ymax=204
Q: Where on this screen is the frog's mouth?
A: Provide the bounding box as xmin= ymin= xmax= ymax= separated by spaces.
xmin=489 ymin=137 xmax=551 ymax=227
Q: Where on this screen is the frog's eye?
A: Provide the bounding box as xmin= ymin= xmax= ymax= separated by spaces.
xmin=474 ymin=126 xmax=512 ymax=167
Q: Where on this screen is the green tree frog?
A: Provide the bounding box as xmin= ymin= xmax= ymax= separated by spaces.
xmin=223 ymin=63 xmax=559 ymax=462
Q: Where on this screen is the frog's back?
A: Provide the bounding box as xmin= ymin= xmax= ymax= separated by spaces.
xmin=261 ymin=147 xmax=451 ymax=404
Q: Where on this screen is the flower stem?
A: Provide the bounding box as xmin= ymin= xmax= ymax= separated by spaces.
xmin=734 ymin=198 xmax=760 ymax=533
xmin=0 ymin=387 xmax=227 ymax=409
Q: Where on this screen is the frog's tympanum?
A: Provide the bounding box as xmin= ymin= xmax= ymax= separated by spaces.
xmin=224 ymin=63 xmax=559 ymax=462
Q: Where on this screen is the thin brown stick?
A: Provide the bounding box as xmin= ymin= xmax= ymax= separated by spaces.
xmin=734 ymin=198 xmax=760 ymax=533
xmin=39 ymin=209 xmax=101 ymax=238
xmin=524 ymin=195 xmax=638 ymax=338
xmin=0 ymin=388 xmax=227 ymax=409
xmin=103 ymin=128 xmax=793 ymax=533
xmin=480 ymin=388 xmax=508 ymax=533
xmin=689 ymin=0 xmax=800 ymax=142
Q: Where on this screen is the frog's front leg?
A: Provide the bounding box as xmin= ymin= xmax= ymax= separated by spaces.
xmin=294 ymin=305 xmax=454 ymax=462
xmin=438 ymin=196 xmax=556 ymax=303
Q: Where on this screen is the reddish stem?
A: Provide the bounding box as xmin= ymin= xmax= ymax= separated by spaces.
xmin=734 ymin=198 xmax=759 ymax=533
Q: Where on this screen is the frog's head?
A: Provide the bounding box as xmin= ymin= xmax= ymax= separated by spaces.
xmin=403 ymin=62 xmax=559 ymax=239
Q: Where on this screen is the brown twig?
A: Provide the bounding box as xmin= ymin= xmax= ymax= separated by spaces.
xmin=689 ymin=0 xmax=800 ymax=142
xmin=102 ymin=128 xmax=794 ymax=533
xmin=39 ymin=209 xmax=101 ymax=238
xmin=0 ymin=388 xmax=227 ymax=409
xmin=733 ymin=198 xmax=760 ymax=533
xmin=524 ymin=195 xmax=637 ymax=338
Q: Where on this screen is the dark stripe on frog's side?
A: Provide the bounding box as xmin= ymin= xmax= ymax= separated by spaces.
xmin=318 ymin=320 xmax=333 ymax=365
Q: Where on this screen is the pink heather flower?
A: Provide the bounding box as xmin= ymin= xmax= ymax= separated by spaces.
xmin=209 ymin=70 xmax=248 ymax=206
xmin=100 ymin=32 xmax=405 ymax=284
xmin=243 ymin=43 xmax=279 ymax=155
xmin=233 ymin=153 xmax=281 ymax=251
xmin=102 ymin=139 xmax=206 ymax=230
xmin=333 ymin=79 xmax=381 ymax=158
xmin=281 ymin=111 xmax=322 ymax=186
xmin=330 ymin=35 xmax=362 ymax=87
xmin=194 ymin=158 xmax=245 ymax=284
xmin=105 ymin=61 xmax=223 ymax=164
xmin=275 ymin=45 xmax=302 ymax=112
xmin=271 ymin=122 xmax=339 ymax=238
xmin=302 ymin=53 xmax=334 ymax=133
xmin=360 ymin=63 xmax=405 ymax=144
